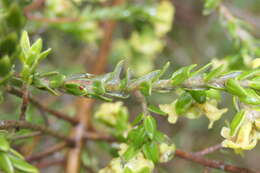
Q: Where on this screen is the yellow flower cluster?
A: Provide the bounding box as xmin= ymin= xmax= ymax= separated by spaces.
xmin=221 ymin=108 xmax=260 ymax=153
xmin=159 ymin=99 xmax=227 ymax=128
xmin=99 ymin=144 xmax=154 ymax=173
xmin=94 ymin=102 xmax=128 ymax=126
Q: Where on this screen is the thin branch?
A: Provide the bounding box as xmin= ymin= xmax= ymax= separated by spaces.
xmin=175 ymin=149 xmax=259 ymax=173
xmin=7 ymin=86 xmax=79 ymax=125
xmin=26 ymin=142 xmax=67 ymax=162
xmin=9 ymin=131 xmax=42 ymax=140
xmin=0 ymin=120 xmax=74 ymax=145
xmin=194 ymin=144 xmax=222 ymax=156
xmin=19 ymin=84 xmax=29 ymax=121
xmin=34 ymin=159 xmax=65 ymax=168
xmin=134 ymin=91 xmax=149 ymax=115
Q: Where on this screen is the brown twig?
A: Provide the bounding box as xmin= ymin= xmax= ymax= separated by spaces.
xmin=0 ymin=120 xmax=74 ymax=145
xmin=194 ymin=144 xmax=222 ymax=156
xmin=19 ymin=84 xmax=29 ymax=121
xmin=34 ymin=159 xmax=65 ymax=168
xmin=9 ymin=131 xmax=42 ymax=140
xmin=175 ymin=149 xmax=259 ymax=173
xmin=24 ymin=0 xmax=78 ymax=23
xmin=7 ymin=86 xmax=78 ymax=125
xmin=26 ymin=142 xmax=67 ymax=162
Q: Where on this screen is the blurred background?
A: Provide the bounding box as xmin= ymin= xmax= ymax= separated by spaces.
xmin=0 ymin=0 xmax=260 ymax=172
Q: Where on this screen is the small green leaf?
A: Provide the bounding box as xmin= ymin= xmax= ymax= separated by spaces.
xmin=140 ymin=82 xmax=152 ymax=96
xmin=189 ymin=90 xmax=207 ymax=104
xmin=144 ymin=115 xmax=157 ymax=140
xmin=249 ymin=76 xmax=260 ymax=90
xmin=132 ymin=113 xmax=144 ymax=126
xmin=0 ymin=55 xmax=12 ymax=76
xmin=64 ymin=83 xmax=88 ymax=96
xmin=230 ymin=110 xmax=245 ymax=137
xmin=171 ymin=64 xmax=197 ymax=86
xmin=30 ymin=39 xmax=42 ymax=55
xmin=127 ymin=127 xmax=146 ymax=148
xmin=237 ymin=69 xmax=260 ymax=80
xmin=122 ymin=146 xmax=138 ymax=162
xmin=204 ymin=65 xmax=224 ymax=82
xmin=225 ymin=79 xmax=248 ymax=97
xmin=148 ymin=104 xmax=167 ymax=116
xmin=130 ymin=70 xmax=160 ymax=89
xmin=38 ymin=48 xmax=51 ymax=60
xmin=93 ymin=80 xmax=105 ymax=95
xmin=9 ymin=155 xmax=38 ymax=173
xmin=175 ymin=92 xmax=193 ymax=115
xmin=0 ymin=152 xmax=14 ymax=173
xmin=20 ymin=31 xmax=30 ymax=59
xmin=0 ymin=135 xmax=10 ymax=152
xmin=49 ymin=74 xmax=66 ymax=88
xmin=240 ymin=88 xmax=260 ymax=105
xmin=9 ymin=149 xmax=24 ymax=160
xmin=143 ymin=142 xmax=159 ymax=163
xmin=192 ymin=62 xmax=212 ymax=77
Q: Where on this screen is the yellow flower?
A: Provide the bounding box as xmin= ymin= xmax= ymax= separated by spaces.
xmin=95 ymin=102 xmax=128 ymax=126
xmin=221 ymin=109 xmax=260 ymax=152
xmin=221 ymin=122 xmax=258 ymax=153
xmin=99 ymin=143 xmax=154 ymax=173
xmin=155 ymin=0 xmax=175 ymax=37
xmin=159 ymin=102 xmax=178 ymax=124
xmin=159 ymin=143 xmax=176 ymax=163
xmin=197 ymin=100 xmax=227 ymax=128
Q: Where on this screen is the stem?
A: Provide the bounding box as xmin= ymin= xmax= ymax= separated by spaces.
xmin=194 ymin=144 xmax=222 ymax=156
xmin=7 ymin=86 xmax=78 ymax=125
xmin=175 ymin=149 xmax=258 ymax=173
xmin=26 ymin=142 xmax=67 ymax=161
xmin=0 ymin=120 xmax=74 ymax=145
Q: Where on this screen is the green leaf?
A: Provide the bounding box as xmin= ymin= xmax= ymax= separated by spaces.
xmin=64 ymin=83 xmax=88 ymax=96
xmin=38 ymin=48 xmax=51 ymax=61
xmin=189 ymin=90 xmax=207 ymax=104
xmin=171 ymin=64 xmax=197 ymax=86
xmin=30 ymin=39 xmax=42 ymax=55
xmin=204 ymin=65 xmax=224 ymax=82
xmin=230 ymin=110 xmax=245 ymax=137
xmin=237 ymin=69 xmax=260 ymax=80
xmin=0 ymin=135 xmax=10 ymax=152
xmin=132 ymin=113 xmax=144 ymax=126
xmin=144 ymin=115 xmax=157 ymax=140
xmin=175 ymin=92 xmax=193 ymax=115
xmin=225 ymin=79 xmax=248 ymax=97
xmin=192 ymin=62 xmax=212 ymax=77
xmin=49 ymin=74 xmax=66 ymax=88
xmin=130 ymin=70 xmax=160 ymax=89
xmin=249 ymin=76 xmax=260 ymax=90
xmin=93 ymin=80 xmax=105 ymax=95
xmin=127 ymin=127 xmax=146 ymax=148
xmin=9 ymin=155 xmax=38 ymax=173
xmin=9 ymin=149 xmax=24 ymax=160
xmin=20 ymin=31 xmax=30 ymax=59
xmin=143 ymin=142 xmax=159 ymax=163
xmin=0 ymin=55 xmax=12 ymax=76
xmin=152 ymin=62 xmax=170 ymax=83
xmin=140 ymin=82 xmax=152 ymax=96
xmin=240 ymin=88 xmax=260 ymax=105
xmin=0 ymin=152 xmax=14 ymax=173
xmin=122 ymin=146 xmax=138 ymax=162
xmin=148 ymin=104 xmax=167 ymax=116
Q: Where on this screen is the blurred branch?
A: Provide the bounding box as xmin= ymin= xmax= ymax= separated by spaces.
xmin=34 ymin=159 xmax=65 ymax=168
xmin=194 ymin=143 xmax=222 ymax=156
xmin=65 ymin=0 xmax=124 ymax=172
xmin=19 ymin=84 xmax=29 ymax=121
xmin=26 ymin=142 xmax=67 ymax=162
xmin=175 ymin=149 xmax=258 ymax=173
xmin=9 ymin=131 xmax=42 ymax=140
xmin=24 ymin=0 xmax=78 ymax=23
xmin=7 ymin=86 xmax=79 ymax=125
